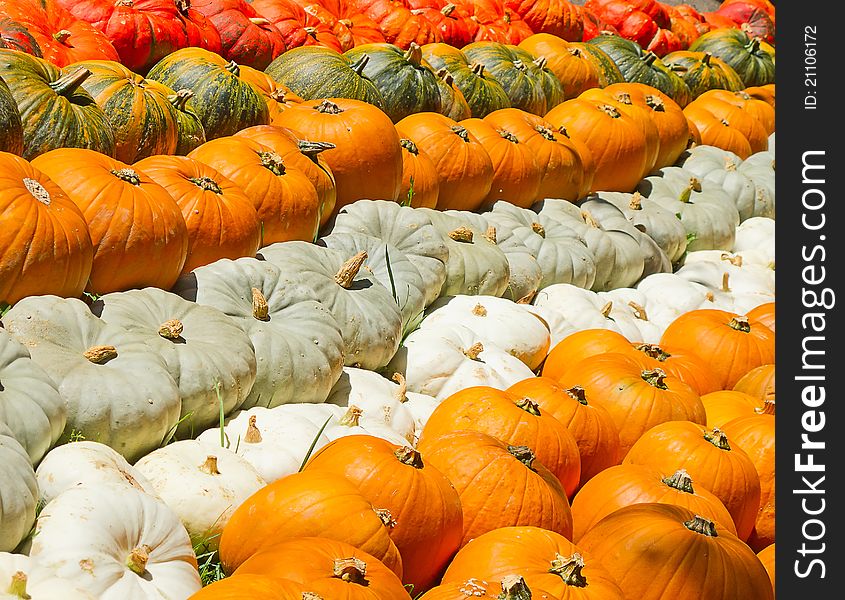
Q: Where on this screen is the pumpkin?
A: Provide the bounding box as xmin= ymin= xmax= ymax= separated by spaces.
xmin=238 ymin=63 xmax=304 ymax=125
xmin=0 ymin=423 xmax=37 ymax=553
xmin=0 ymin=50 xmax=116 ymax=160
xmin=303 ymin=435 xmax=463 ymax=593
xmin=0 ymin=152 xmax=93 ymax=306
xmin=231 ymin=536 xmax=409 ymax=598
xmin=661 ymin=50 xmax=744 ymax=100
xmin=744 ymin=83 xmax=775 ymax=108
xmin=167 ymin=88 xmax=207 ymax=155
xmin=441 ymin=525 xmax=625 ymax=599
xmin=571 ymin=40 xmax=625 ymax=86
xmin=540 ymin=328 xmax=634 ymax=380
xmin=28 ymin=482 xmax=201 ymax=599
xmin=0 ymin=552 xmax=96 ymax=599
xmin=624 ymin=341 xmax=722 ymax=396
xmin=189 ymin=136 xmax=321 ymax=245
xmin=577 ymin=503 xmax=773 ymax=600
xmin=0 ymin=328 xmax=65 ymax=465
xmin=250 ymin=0 xmax=344 ymax=52
xmin=273 ymin=98 xmax=403 ymax=218
xmin=344 ymin=42 xmax=442 ymax=122
xmin=506 ymin=0 xmax=583 ymax=40
xmin=733 ymin=216 xmax=776 ymax=267
xmin=396 ymin=112 xmax=494 ymax=211
xmin=218 ymin=469 xmax=403 ymax=577
xmin=188 ymin=574 xmax=309 ymax=599
xmin=623 ymin=421 xmax=763 ymax=542
xmin=397 ymin=138 xmax=440 ymax=209
xmin=701 ymin=390 xmax=768 ymax=430
xmin=458 ymin=0 xmax=533 ymax=45
xmin=31 ymin=148 xmax=189 ymax=294
xmin=733 ymin=363 xmax=775 ymax=402
xmin=410 ymin=2 xmax=474 ymax=49
xmin=352 ymin=0 xmax=444 ymax=48
xmin=0 ymin=74 xmax=23 ymax=155
xmin=314 ymin=0 xmax=388 ymax=50
xmin=518 ymin=34 xmax=602 ymax=99
xmin=420 ymin=575 xmax=558 ymax=599
xmin=418 ymin=430 xmax=574 ymax=547
xmin=0 ymin=15 xmax=42 ymax=57
xmin=688 ymin=28 xmax=775 ymax=87
xmin=432 ymin=68 xmax=473 ymax=121
xmin=147 ymin=47 xmax=270 ymax=140
xmin=758 ymin=543 xmax=775 ymax=595
xmin=176 ymin=0 xmax=226 ymax=53
xmin=684 ymin=94 xmax=768 ymax=155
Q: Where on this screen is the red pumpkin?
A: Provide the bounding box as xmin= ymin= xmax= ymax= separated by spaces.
xmin=504 ymin=0 xmax=583 ymax=40
xmin=350 ymin=0 xmax=443 ymax=48
xmin=0 ymin=15 xmax=43 ymax=56
xmin=250 ymin=0 xmax=344 ymax=51
xmin=410 ymin=2 xmax=474 ymax=48
xmin=308 ymin=0 xmax=387 ymax=51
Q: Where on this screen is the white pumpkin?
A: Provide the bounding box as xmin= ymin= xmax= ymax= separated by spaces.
xmin=133 ymin=441 xmax=266 ymax=553
xmin=0 ymin=553 xmax=95 ymax=599
xmin=28 ymin=483 xmax=201 ymax=600
xmin=0 ymin=424 xmax=37 ymax=553
xmin=732 ymin=216 xmax=775 ymax=269
xmin=598 ymin=288 xmax=669 ymax=342
xmin=675 ymin=253 xmax=775 ymax=298
xmin=635 ymin=272 xmax=734 ymax=316
xmin=35 ymin=441 xmax=158 ymax=506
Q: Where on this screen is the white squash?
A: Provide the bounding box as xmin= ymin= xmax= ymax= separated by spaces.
xmin=0 ymin=424 xmax=37 ymax=553
xmin=635 ymin=272 xmax=734 ymax=316
xmin=0 ymin=553 xmax=95 ymax=599
xmin=732 ymin=216 xmax=775 ymax=269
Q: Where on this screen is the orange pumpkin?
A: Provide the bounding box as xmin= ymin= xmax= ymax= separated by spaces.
xmin=419 ymin=575 xmax=558 ymax=599
xmin=746 ymin=301 xmax=774 ymax=333
xmin=541 ymin=329 xmax=636 ymax=381
xmin=218 ymin=469 xmax=403 ymax=578
xmin=623 ymin=420 xmax=762 ymax=542
xmin=441 ymin=525 xmax=625 ymax=599
xmin=518 ymin=34 xmax=603 ymax=99
xmin=420 ymin=385 xmax=582 ymax=498
xmin=133 ymin=154 xmax=261 ymax=274
xmin=417 ymin=430 xmax=574 ymax=547
xmin=30 ymin=148 xmax=188 ymax=294
xmin=238 ymin=64 xmax=304 ymax=125
xmin=659 ymin=309 xmax=776 ymax=390
xmin=694 ymin=88 xmax=775 ymax=135
xmin=743 ymin=83 xmax=775 ymax=108
xmin=303 ymin=435 xmax=463 ymax=594
xmin=0 ymin=151 xmax=93 ymax=305
xmin=682 ymin=101 xmax=760 ymax=158
xmin=628 ymin=342 xmax=722 ymax=396
xmin=732 ymin=364 xmax=775 ymax=404
xmin=396 ymin=138 xmax=440 ymax=209
xmin=757 ymin=543 xmax=775 ymax=595
xmin=188 ymin=136 xmax=320 ymax=246
xmin=578 ymin=503 xmax=774 ymax=600
xmin=700 ymin=389 xmax=768 ymax=429
xmin=187 ymin=574 xmax=308 ymax=599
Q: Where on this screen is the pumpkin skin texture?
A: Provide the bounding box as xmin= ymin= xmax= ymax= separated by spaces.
xmin=541 ymin=328 xmax=634 ymax=381
xmin=416 ymin=429 xmax=574 ymax=547
xmin=188 ymin=574 xmax=309 ymax=599
xmin=218 ymin=469 xmax=403 ymax=577
xmin=433 ymin=68 xmax=473 ymax=122
xmin=303 ymin=435 xmax=463 ymax=594
xmin=519 ymin=34 xmax=602 ymax=100
xmin=0 ymin=423 xmax=37 ymax=553
xmin=238 ymin=64 xmax=304 ymax=125
xmin=0 ymin=49 xmax=116 ymax=160
xmin=70 ymin=59 xmax=180 ymax=164
xmin=31 ymin=148 xmax=189 ymax=295
xmin=134 ymin=154 xmax=261 ymax=273
xmin=441 ymin=525 xmax=625 ymax=600
xmin=661 ymin=50 xmax=744 ymax=101
xmin=758 ymin=543 xmax=775 ymax=595
xmin=232 ymin=536 xmax=409 ymax=599
xmin=147 ymin=47 xmax=270 ymax=140
xmin=700 ymin=390 xmax=766 ymax=430
xmin=0 ymin=151 xmax=93 ymax=306
xmin=577 ymin=503 xmax=773 ymax=600
xmin=0 ymin=74 xmax=23 ymax=155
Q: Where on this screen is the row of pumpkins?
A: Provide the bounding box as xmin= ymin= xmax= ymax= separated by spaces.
xmin=0 ymin=0 xmax=775 ymax=74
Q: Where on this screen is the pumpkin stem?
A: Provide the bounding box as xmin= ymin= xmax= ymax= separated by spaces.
xmin=472 ymin=303 xmax=488 ymax=317
xmin=7 ymin=572 xmax=28 ymax=598
xmin=338 ymin=18 xmax=354 ymax=28
xmin=403 ymin=42 xmax=422 ymax=66
xmin=678 ymin=177 xmax=701 ymax=203
xmin=351 ymin=55 xmax=370 ymax=76
xmin=600 ymin=301 xmax=613 ymax=318
xmin=508 ymin=444 xmax=536 ymax=470
xmin=704 ymin=427 xmax=732 ymax=450
xmin=22 ymin=178 xmax=51 ymax=205
xmin=566 ymin=385 xmax=588 ymax=405
xmin=548 ymin=553 xmax=588 ymax=587
xmin=629 ymin=192 xmax=644 ymax=210
xmin=189 ymin=176 xmax=223 ymax=194
xmin=49 ymin=67 xmax=91 ymax=97
xmin=199 ymin=455 xmax=221 ymax=475
xmin=613 ymin=91 xmax=633 ymax=106
xmin=448 ymin=226 xmax=474 ymax=243
xmin=125 ymin=545 xmax=151 ymax=575
xmin=756 ymin=399 xmax=776 ymax=416
xmin=334 ymin=251 xmax=367 ymax=288
xmin=251 ymin=287 xmax=270 ymax=321
xmin=332 ymin=557 xmax=368 ymax=585
xmin=394 ymin=446 xmax=424 ymax=468
xmin=316 ymin=99 xmax=343 ymax=114
xmin=534 ymin=125 xmax=556 ymax=141
xmin=628 ymin=301 xmax=648 ymax=321
xmin=168 ymin=89 xmax=195 ymax=111
xmin=463 ymin=342 xmax=484 ymax=360
xmin=498 ymin=129 xmax=519 ymax=143
xmin=557 ymin=125 xmax=571 ymax=138
xmin=645 ymin=94 xmax=665 ymax=112
xmin=298 ymin=140 xmax=336 ymax=158
xmin=728 ymin=315 xmax=751 ymax=332
xmin=258 ymin=151 xmax=286 ymax=176
xmin=484 ymin=225 xmax=497 ymax=244
xmin=175 ymin=0 xmax=190 ymax=14
xmin=581 ymin=210 xmax=599 ymax=228
xmin=437 ymin=68 xmax=455 ymax=86
xmin=721 ymin=252 xmax=742 ymax=267
xmin=470 ymin=62 xmax=486 ymax=77
xmin=516 ymin=291 xmax=536 ymax=304
xmin=684 ymin=515 xmax=719 ymax=537
xmin=339 ymin=405 xmax=363 ymax=427
xmin=52 ymin=29 xmax=72 ymax=44
xmin=569 ymin=47 xmax=582 ymax=58
xmin=643 ymin=51 xmax=659 ymax=67
xmin=400 ymin=138 xmax=419 ymax=154
xmin=701 ymin=52 xmax=713 ymax=66
xmin=450 ymin=124 xmax=471 ymax=142
xmin=157 ymin=319 xmax=184 ymax=340
xmin=441 ymin=4 xmax=456 ymax=17
xmin=746 ymin=37 xmax=762 ymax=54
xmin=249 ymin=17 xmax=270 ymax=26
xmin=598 ymin=104 xmax=621 ymax=118
xmin=374 ymin=507 xmax=397 ymax=528
xmin=641 ymin=368 xmax=669 ymax=390
xmin=245 ymin=415 xmax=263 ymax=443
xmin=513 ymin=59 xmax=527 ymax=71
xmin=302 ymin=594 xmax=324 ymax=600
xmin=533 ymin=56 xmax=548 ymax=70
xmin=111 ymin=168 xmax=142 ymax=185
xmin=531 ymin=222 xmax=546 ymax=237
xmin=84 ymin=345 xmax=118 ymax=364
xmin=390 ymin=372 xmax=408 ymax=403
xmin=304 ymin=26 xmax=318 ymax=37
xmin=662 ymin=468 xmax=695 ymax=494
xmin=498 ymin=574 xmax=533 ymax=599
xmin=224 ymin=60 xmax=240 ymax=77
xmin=635 ymin=343 xmax=670 ymax=361
xmin=515 ymin=397 xmax=542 ymax=416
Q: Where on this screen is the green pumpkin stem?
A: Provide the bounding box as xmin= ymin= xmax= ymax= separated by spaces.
xmin=728 ymin=315 xmax=751 ymax=333
xmin=746 ymin=37 xmax=762 ymax=54
xmin=332 ymin=557 xmax=368 ymax=584
xmin=125 ymin=545 xmax=151 ymax=575
xmin=704 ymin=427 xmax=732 ymax=450
xmin=334 ymin=251 xmax=367 ymax=288
xmin=400 ymin=138 xmax=419 ymax=155
xmin=49 ymin=67 xmax=91 ymax=97
xmin=470 ymin=62 xmax=486 ymax=77
xmin=441 ymin=3 xmax=456 ymax=17
xmin=157 ymin=319 xmax=184 ymax=340
xmin=662 ymin=468 xmax=695 ymax=494
xmin=641 ymin=368 xmax=669 ymax=390
xmin=84 ymin=345 xmax=118 ymax=364
xmin=450 ymin=124 xmax=471 ymax=142
xmin=258 ymin=151 xmax=286 ymax=176
xmin=298 ymin=140 xmax=336 ymax=159
xmin=498 ymin=129 xmax=519 ymax=143
xmin=351 ymin=55 xmax=370 ymax=76
xmin=635 ymin=343 xmax=670 ymax=361
xmin=643 ymin=51 xmax=659 ymax=67
xmin=498 ymin=574 xmax=533 ymax=599
xmin=7 ymin=571 xmax=28 ymax=598
xmin=515 ymin=397 xmax=542 ymax=416
xmin=224 ymin=60 xmax=240 ymax=77
xmin=566 ymin=385 xmax=588 ymax=405
xmin=702 ymin=52 xmax=713 ymax=67
xmin=52 ymin=29 xmax=72 ymax=44
xmin=684 ymin=515 xmax=719 ymax=537
xmin=549 ymin=553 xmax=588 ymax=587
xmin=111 ymin=168 xmax=142 ymax=185
xmin=508 ymin=444 xmax=536 ymax=470
xmin=189 ymin=176 xmax=223 ymax=194
xmin=168 ymin=89 xmax=195 ymax=112
xmin=404 ymin=42 xmax=422 ymax=66
xmin=678 ymin=177 xmax=702 ymax=203
xmin=394 ymin=445 xmax=424 ymax=468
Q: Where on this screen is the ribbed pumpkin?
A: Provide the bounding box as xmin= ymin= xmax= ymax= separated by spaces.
xmin=147 ymin=47 xmax=270 ymax=140
xmin=441 ymin=525 xmax=626 ymax=600
xmin=505 ymin=0 xmax=584 ymax=40
xmin=417 ymin=429 xmax=574 ymax=547
xmin=0 ymin=73 xmax=23 ymax=155
xmin=518 ymin=33 xmax=603 ymax=99
xmin=314 ymin=0 xmax=388 ymax=50
xmin=343 ymin=42 xmax=441 ymax=122
xmin=0 ymin=49 xmax=116 ymax=160
xmin=133 ymin=154 xmax=262 ymax=273
xmin=70 ymin=59 xmax=180 ymax=163
xmin=397 ymin=138 xmax=440 ymax=209
xmin=540 ymin=328 xmax=634 ymax=381
xmin=250 ymin=0 xmax=344 ymax=52
xmin=623 ymin=421 xmax=763 ymax=542
xmin=396 ymin=111 xmax=493 ymax=211
xmin=218 ymin=469 xmax=403 ymax=577
xmin=410 ymin=2 xmax=474 ymax=49
xmin=732 ymin=363 xmax=775 ymax=403
xmin=238 ymin=63 xmax=304 ymax=125
xmin=746 ymin=301 xmax=774 ymax=332
xmin=303 ymin=435 xmax=463 ymax=594
xmin=681 ymin=103 xmax=754 ymax=158
xmin=433 ymin=67 xmax=473 ymax=121
xmin=693 ymin=88 xmax=775 ymax=136
xmin=31 ymin=148 xmax=188 ymax=294
xmin=758 ymin=543 xmax=775 ymax=595
xmin=700 ymin=390 xmax=767 ymax=430
xmin=743 ymin=83 xmax=775 ymax=108
xmin=188 ymin=135 xmax=320 ymax=245
xmin=626 ymin=342 xmax=722 ymax=396
xmin=264 ymin=45 xmax=385 ymax=109
xmin=167 ymin=88 xmax=207 ymax=155
xmin=0 ymin=15 xmax=42 ymax=57
xmin=577 ymin=503 xmax=774 ymax=600
xmin=570 ymin=41 xmax=625 ymax=87
xmin=684 ymin=92 xmax=769 ymax=154
xmin=352 ymin=0 xmax=444 ymax=48
xmin=272 ymin=98 xmax=403 ymax=218
xmin=0 ymin=151 xmax=93 ymax=305
xmin=688 ymin=28 xmax=775 ymax=87
xmin=661 ymin=50 xmax=744 ymax=100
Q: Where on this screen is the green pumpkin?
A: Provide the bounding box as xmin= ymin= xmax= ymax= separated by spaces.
xmin=70 ymin=59 xmax=179 ymax=164
xmin=167 ymin=89 xmax=206 ymax=156
xmin=688 ymin=29 xmax=775 ymax=88
xmin=343 ymin=42 xmax=441 ymax=123
xmin=146 ymin=47 xmax=269 ymax=140
xmin=433 ymin=68 xmax=472 ymax=121
xmin=0 ymin=74 xmax=23 ymax=155
xmin=0 ymin=49 xmax=115 ymax=160
xmin=586 ymin=35 xmax=692 ymax=107
xmin=571 ymin=42 xmax=625 ymax=87
xmin=421 ymin=42 xmax=511 ymax=119
xmin=264 ymin=46 xmax=385 ymax=110
xmin=662 ymin=51 xmax=744 ymax=101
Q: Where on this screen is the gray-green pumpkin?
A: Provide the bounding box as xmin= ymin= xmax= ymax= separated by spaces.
xmin=0 ymin=422 xmax=37 ymax=552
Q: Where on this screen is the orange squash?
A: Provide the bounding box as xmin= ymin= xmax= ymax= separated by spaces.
xmin=396 ymin=138 xmax=440 ymax=209
xmin=732 ymin=364 xmax=775 ymax=404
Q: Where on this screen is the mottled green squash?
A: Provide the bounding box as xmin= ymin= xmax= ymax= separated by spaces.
xmin=688 ymin=28 xmax=775 ymax=88
xmin=146 ymin=47 xmax=269 ymax=140
xmin=662 ymin=51 xmax=744 ymax=101
xmin=571 ymin=42 xmax=625 ymax=87
xmin=343 ymin=42 xmax=441 ymax=123
xmin=168 ymin=89 xmax=206 ymax=156
xmin=264 ymin=46 xmax=385 ymax=110
xmin=433 ymin=68 xmax=472 ymax=122
xmin=0 ymin=48 xmax=115 ymax=160
xmin=0 ymin=73 xmax=23 ymax=155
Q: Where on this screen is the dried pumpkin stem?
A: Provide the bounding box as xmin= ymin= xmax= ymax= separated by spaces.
xmin=224 ymin=60 xmax=240 ymax=77
xmin=374 ymin=508 xmax=397 ymax=528
xmin=335 ymin=251 xmax=367 ymax=288
xmin=399 ymin=138 xmax=419 ymax=154
xmin=463 ymin=342 xmax=483 ymax=360
xmin=641 ymin=368 xmax=668 ymax=389
xmin=498 ymin=574 xmax=533 ymax=599
xmin=729 ymin=315 xmax=751 ymax=332
xmin=704 ymin=427 xmax=732 ymax=450
xmin=628 ymin=301 xmax=648 ymax=321
xmin=629 ymin=192 xmax=644 ymax=210
xmin=508 ymin=445 xmax=536 ymax=470
xmin=756 ymin=399 xmax=776 ymax=416
xmin=600 ymin=301 xmax=613 ymax=318
xmin=332 ymin=557 xmax=368 ymax=584
xmin=84 ymin=345 xmax=118 ymax=364
xmin=515 ymin=397 xmax=542 ymax=416
xmin=484 ymin=226 xmax=497 ymax=244
xmin=199 ymin=455 xmax=220 ymax=475
xmin=472 ymin=303 xmax=488 ymax=317
xmin=251 ymin=287 xmax=270 ymax=321
xmin=662 ymin=469 xmax=695 ymax=494
xmin=548 ymin=553 xmax=588 ymax=587
xmin=684 ymin=515 xmax=718 ymax=536
xmin=403 ymin=42 xmax=422 ymax=66
xmin=394 ymin=446 xmax=424 ymax=468
xmin=448 ymin=226 xmax=474 ymax=243
xmin=635 ymin=343 xmax=670 ymax=361
xmin=339 ymin=405 xmax=363 ymax=427
xmin=23 ymin=178 xmax=51 ymax=205
xmin=189 ymin=176 xmax=222 ymax=194
xmin=158 ymin=319 xmax=184 ymax=340
xmin=531 ymin=222 xmax=546 ymax=237
xmin=126 ymin=545 xmax=151 ymax=575
xmin=391 ymin=372 xmax=408 ymax=402
xmin=566 ymin=385 xmax=588 ymax=405
xmin=244 ymin=415 xmax=262 ymax=443
xmin=298 ymin=140 xmax=336 ymax=156
xmin=450 ymin=124 xmax=470 ymax=141
xmin=316 ymin=99 xmax=343 ymax=114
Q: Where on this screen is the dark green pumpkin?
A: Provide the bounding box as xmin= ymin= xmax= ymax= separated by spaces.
xmin=0 ymin=49 xmax=115 ymax=160
xmin=421 ymin=42 xmax=510 ymax=119
xmin=167 ymin=89 xmax=207 ymax=156
xmin=264 ymin=46 xmax=385 ymax=110
xmin=688 ymin=29 xmax=775 ymax=88
xmin=662 ymin=51 xmax=745 ymax=101
xmin=343 ymin=42 xmax=441 ymax=123
xmin=433 ymin=68 xmax=472 ymax=121
xmin=146 ymin=47 xmax=269 ymax=140
xmin=0 ymin=74 xmax=23 ymax=155
xmin=571 ymin=42 xmax=625 ymax=88
xmin=587 ymin=35 xmax=692 ymax=107
xmin=71 ymin=59 xmax=180 ymax=163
